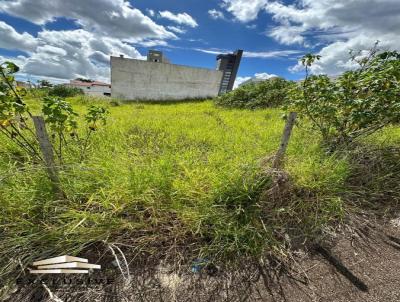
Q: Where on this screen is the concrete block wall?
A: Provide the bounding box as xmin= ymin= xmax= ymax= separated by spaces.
xmin=111 ymin=56 xmax=223 ymax=101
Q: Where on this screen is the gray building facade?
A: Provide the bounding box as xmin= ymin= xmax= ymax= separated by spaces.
xmin=111 ymin=50 xmax=243 ymax=101
xmin=111 ymin=55 xmax=223 ymax=101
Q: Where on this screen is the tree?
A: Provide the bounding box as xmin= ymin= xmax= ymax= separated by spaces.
xmin=215 ymin=77 xmax=294 ymax=109
xmin=38 ymin=79 xmax=52 ymax=88
xmin=288 ymin=47 xmax=400 ymax=147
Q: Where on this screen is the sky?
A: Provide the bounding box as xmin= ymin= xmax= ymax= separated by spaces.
xmin=0 ymin=0 xmax=399 ymax=86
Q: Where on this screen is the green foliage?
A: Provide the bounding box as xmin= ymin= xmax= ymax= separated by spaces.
xmin=78 ymin=105 xmax=109 ymax=160
xmin=0 ymin=98 xmax=356 ymax=280
xmin=0 ymin=90 xmax=25 ymax=123
xmin=2 ymin=61 xmax=19 ymax=74
xmin=41 ymin=99 xmax=110 ymax=161
xmin=0 ymin=62 xmax=25 ymax=117
xmin=0 ymin=61 xmax=108 ymax=164
xmin=0 ymin=62 xmax=40 ymax=159
xmin=42 ymin=97 xmax=78 ymax=134
xmin=215 ymin=77 xmax=293 ymax=109
xmin=288 ymin=49 xmax=400 ymax=146
xmin=37 ymin=79 xmax=52 ymax=88
xmin=85 ymin=105 xmax=109 ymax=131
xmin=301 ymin=53 xmax=321 ymax=69
xmin=26 ymin=87 xmax=50 ymax=99
xmin=49 ymin=84 xmax=84 ymax=98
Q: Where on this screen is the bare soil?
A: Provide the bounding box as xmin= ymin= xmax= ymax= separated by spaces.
xmin=4 ymin=216 xmax=400 ymax=302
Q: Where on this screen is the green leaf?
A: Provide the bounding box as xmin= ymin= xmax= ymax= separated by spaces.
xmin=3 ymin=61 xmax=19 ymax=73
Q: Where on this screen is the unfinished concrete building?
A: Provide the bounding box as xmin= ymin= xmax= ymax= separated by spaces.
xmin=111 ymin=50 xmax=242 ymax=101
xmin=216 ymin=50 xmax=243 ymax=95
xmin=147 ymin=50 xmax=170 ymax=63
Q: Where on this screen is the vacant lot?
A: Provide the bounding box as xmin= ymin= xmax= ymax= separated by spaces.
xmin=1 ymin=97 xmax=399 ymax=289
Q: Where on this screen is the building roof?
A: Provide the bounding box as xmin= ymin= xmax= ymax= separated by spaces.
xmin=69 ymin=80 xmax=110 ymax=87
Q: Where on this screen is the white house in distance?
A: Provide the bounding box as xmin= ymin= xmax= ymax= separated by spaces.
xmin=68 ymin=79 xmax=111 ymax=97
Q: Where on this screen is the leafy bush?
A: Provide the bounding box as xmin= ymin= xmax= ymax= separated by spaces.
xmin=49 ymin=84 xmax=84 ymax=98
xmin=27 ymin=87 xmax=50 ymax=98
xmin=42 ymin=97 xmax=79 ymax=133
xmin=215 ymin=77 xmax=293 ymax=109
xmin=288 ymin=48 xmax=400 ymax=147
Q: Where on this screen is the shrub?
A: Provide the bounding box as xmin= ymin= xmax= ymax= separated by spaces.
xmin=27 ymin=87 xmax=50 ymax=98
xmin=215 ymin=77 xmax=293 ymax=109
xmin=288 ymin=48 xmax=400 ymax=147
xmin=49 ymin=84 xmax=84 ymax=98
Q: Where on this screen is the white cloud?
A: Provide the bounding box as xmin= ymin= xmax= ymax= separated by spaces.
xmin=208 ymin=9 xmax=226 ymax=20
xmin=1 ymin=53 xmax=70 ymax=85
xmin=234 ymin=76 xmax=251 ymax=88
xmin=244 ymin=50 xmax=301 ymax=58
xmin=290 ymin=34 xmax=400 ymax=75
xmin=0 ymin=54 xmax=28 ymax=70
xmin=0 ymin=21 xmax=37 ymax=52
xmin=146 ymin=9 xmax=155 ymax=17
xmin=188 ymin=38 xmax=207 ymax=44
xmin=263 ymin=0 xmax=400 ymax=74
xmin=159 ymin=11 xmax=198 ymax=28
xmin=246 ymin=24 xmax=257 ymax=30
xmin=36 ymin=45 xmax=67 ymax=56
xmin=0 ymin=1 xmax=187 ymax=82
xmin=219 ymin=0 xmax=400 ymax=75
xmin=268 ymin=25 xmax=305 ymax=45
xmin=254 ymin=72 xmax=278 ymax=79
xmin=167 ymin=26 xmax=187 ymax=34
xmin=193 ymin=48 xmax=227 ymax=55
xmin=0 ymin=0 xmax=176 ymax=42
xmin=193 ymin=48 xmax=301 ymax=59
xmin=136 ymin=40 xmax=169 ymax=47
xmin=221 ymin=0 xmax=268 ymax=22
xmin=0 ymin=27 xmax=146 ymax=82
xmin=233 ymin=72 xmax=277 ymax=88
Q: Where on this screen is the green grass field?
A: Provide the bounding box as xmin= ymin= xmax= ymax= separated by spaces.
xmin=1 ymin=96 xmax=399 ymax=281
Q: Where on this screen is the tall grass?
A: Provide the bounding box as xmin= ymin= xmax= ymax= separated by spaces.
xmin=1 ymin=97 xmax=397 ymax=285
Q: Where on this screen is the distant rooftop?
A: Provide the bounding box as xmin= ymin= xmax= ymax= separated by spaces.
xmin=69 ymin=79 xmax=110 ymax=87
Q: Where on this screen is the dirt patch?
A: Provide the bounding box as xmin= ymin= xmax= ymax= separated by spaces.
xmin=4 ymin=216 xmax=400 ymax=302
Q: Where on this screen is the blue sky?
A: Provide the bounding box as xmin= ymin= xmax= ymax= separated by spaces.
xmin=132 ymin=0 xmax=308 ymax=80
xmin=0 ymin=0 xmax=399 ymax=85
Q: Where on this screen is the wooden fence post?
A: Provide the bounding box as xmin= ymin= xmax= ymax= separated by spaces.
xmin=32 ymin=116 xmax=64 ymax=198
xmin=273 ymin=112 xmax=297 ymax=169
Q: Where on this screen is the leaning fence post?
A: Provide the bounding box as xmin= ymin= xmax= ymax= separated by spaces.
xmin=32 ymin=116 xmax=63 ymax=197
xmin=273 ymin=112 xmax=297 ymax=169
